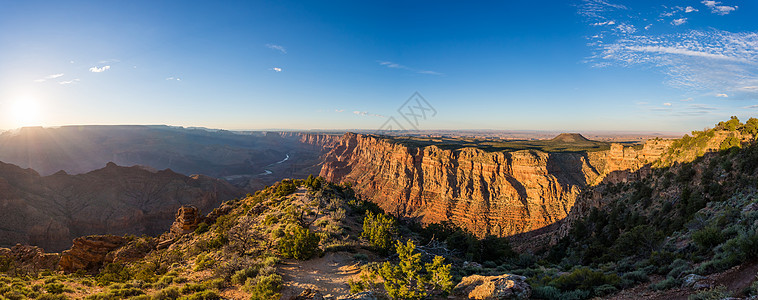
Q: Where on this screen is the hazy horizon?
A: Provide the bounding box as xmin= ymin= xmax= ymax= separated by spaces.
xmin=1 ymin=1 xmax=756 ymax=132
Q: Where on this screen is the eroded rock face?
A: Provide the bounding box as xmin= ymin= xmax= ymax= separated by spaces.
xmin=319 ymin=133 xmax=668 ymax=238
xmin=59 ymin=235 xmax=128 ymax=273
xmin=454 ymin=274 xmax=531 ymax=300
xmin=170 ymin=205 xmax=201 ymax=236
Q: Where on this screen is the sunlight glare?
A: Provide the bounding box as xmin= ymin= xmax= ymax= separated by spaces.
xmin=9 ymin=97 xmax=42 ymax=128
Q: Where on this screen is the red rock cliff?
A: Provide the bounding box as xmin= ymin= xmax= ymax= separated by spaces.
xmin=320 ymin=133 xmax=669 ymax=237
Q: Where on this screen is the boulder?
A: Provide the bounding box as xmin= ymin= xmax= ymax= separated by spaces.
xmin=454 ymin=274 xmax=531 ymax=300
xmin=681 ymin=273 xmax=711 ymax=290
xmin=59 ymin=235 xmax=128 ymax=273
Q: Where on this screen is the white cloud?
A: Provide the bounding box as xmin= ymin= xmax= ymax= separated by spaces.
xmin=663 ymin=102 xmax=672 ymax=106
xmin=685 ymin=6 xmax=698 ymax=13
xmin=265 ymin=44 xmax=287 ymax=54
xmin=272 ymin=67 xmax=282 ymax=72
xmin=644 ymin=24 xmax=652 ymax=30
xmin=591 ymin=20 xmax=616 ymax=26
xmin=702 ymin=1 xmax=738 ymax=15
xmin=680 ymin=98 xmax=694 ymax=101
xmin=89 ymin=65 xmax=110 ymax=73
xmin=671 ymin=18 xmax=687 ymax=26
xmin=378 ymin=61 xmax=442 ymax=75
xmin=166 ymin=77 xmax=181 ymax=81
xmin=58 ymin=79 xmax=80 ymax=85
xmin=335 ymin=109 xmax=344 ymax=113
xmin=34 ymin=73 xmax=65 ymax=82
xmin=716 ymin=93 xmax=729 ymax=97
xmin=353 ymin=111 xmax=367 ymax=116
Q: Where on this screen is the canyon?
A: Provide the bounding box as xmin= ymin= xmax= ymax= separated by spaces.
xmin=318 ymin=132 xmax=672 ymax=238
xmin=0 ymin=126 xmax=672 ymax=252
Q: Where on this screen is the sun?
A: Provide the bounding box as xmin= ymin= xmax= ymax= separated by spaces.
xmin=9 ymin=98 xmax=42 ymax=128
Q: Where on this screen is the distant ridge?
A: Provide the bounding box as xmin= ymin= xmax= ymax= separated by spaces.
xmin=550 ymin=133 xmax=591 ymax=142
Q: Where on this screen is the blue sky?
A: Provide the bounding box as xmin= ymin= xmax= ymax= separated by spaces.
xmin=0 ymin=0 xmax=756 ymax=132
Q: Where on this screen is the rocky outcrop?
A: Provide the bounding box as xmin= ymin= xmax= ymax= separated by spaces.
xmin=59 ymin=235 xmax=128 ymax=273
xmin=170 ymin=205 xmax=201 ymax=236
xmin=320 ymin=133 xmax=669 ymax=238
xmin=454 ymin=274 xmax=531 ymax=299
xmin=0 ymin=244 xmax=60 ymax=272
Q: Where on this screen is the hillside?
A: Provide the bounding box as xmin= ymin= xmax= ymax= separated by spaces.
xmin=0 ymin=161 xmax=244 ymax=252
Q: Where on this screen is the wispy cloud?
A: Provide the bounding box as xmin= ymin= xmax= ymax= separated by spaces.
xmin=716 ymin=93 xmax=729 ymax=97
xmin=272 ymin=67 xmax=282 ymax=72
xmin=702 ymin=1 xmax=738 ymax=15
xmin=34 ymin=73 xmax=65 ymax=82
xmin=352 ymin=111 xmax=386 ymax=118
xmin=59 ymin=79 xmax=80 ymax=85
xmin=378 ymin=61 xmax=442 ymax=75
xmin=89 ymin=65 xmax=110 ymax=73
xmin=335 ymin=109 xmax=345 ymax=113
xmin=265 ymin=44 xmax=287 ymax=54
xmin=671 ymin=18 xmax=687 ymax=26
xmin=580 ymin=0 xmax=758 ymax=99
xmin=663 ymin=102 xmax=672 ymax=106
xmin=166 ymin=77 xmax=181 ymax=81
xmin=744 ymin=105 xmax=758 ymax=109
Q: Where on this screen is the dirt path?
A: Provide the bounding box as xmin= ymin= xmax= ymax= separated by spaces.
xmin=712 ymin=259 xmax=758 ymax=294
xmin=279 ymin=252 xmax=362 ymax=299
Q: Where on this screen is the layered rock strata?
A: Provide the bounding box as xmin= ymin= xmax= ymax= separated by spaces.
xmin=320 ymin=133 xmax=669 ymax=238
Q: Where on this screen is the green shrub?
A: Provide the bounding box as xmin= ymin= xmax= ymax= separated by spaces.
xmin=194 ymin=223 xmax=210 ymax=235
xmin=549 ymin=267 xmax=619 ymax=293
xmin=153 ymin=287 xmax=181 ymax=300
xmin=649 ymin=276 xmax=680 ymax=291
xmin=378 ymin=240 xmax=453 ymax=299
xmin=361 ymin=212 xmax=397 ymax=254
xmin=532 ymin=285 xmax=561 ymax=300
xmin=278 ymin=225 xmax=321 ymax=260
xmin=193 ymin=254 xmax=215 ymax=271
xmin=688 ymin=285 xmax=731 ymax=300
xmin=693 ymin=227 xmax=725 ymax=250
xmin=244 ymin=274 xmax=283 ymax=300
xmin=96 ymin=263 xmax=132 ymax=285
xmin=621 ymin=270 xmax=649 ymax=284
xmin=177 ymin=290 xmax=220 ymax=300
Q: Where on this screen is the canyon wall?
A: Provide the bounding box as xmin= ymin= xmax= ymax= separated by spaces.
xmin=319 ymin=133 xmax=671 ymax=237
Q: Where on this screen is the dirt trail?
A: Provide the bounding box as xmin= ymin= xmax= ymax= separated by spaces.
xmin=279 ymin=252 xmax=362 ymax=299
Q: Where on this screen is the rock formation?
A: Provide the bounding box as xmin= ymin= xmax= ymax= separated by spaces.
xmin=170 ymin=205 xmax=201 ymax=236
xmin=454 ymin=274 xmax=531 ymax=299
xmin=59 ymin=235 xmax=128 ymax=273
xmin=320 ymin=133 xmax=669 ymax=238
xmin=0 ymin=244 xmax=60 ymax=272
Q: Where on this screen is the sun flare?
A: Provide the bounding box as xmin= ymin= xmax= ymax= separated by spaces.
xmin=9 ymin=98 xmax=42 ymax=128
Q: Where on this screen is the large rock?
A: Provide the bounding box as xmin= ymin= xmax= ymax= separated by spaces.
xmin=59 ymin=235 xmax=128 ymax=273
xmin=170 ymin=205 xmax=201 ymax=236
xmin=454 ymin=274 xmax=531 ymax=300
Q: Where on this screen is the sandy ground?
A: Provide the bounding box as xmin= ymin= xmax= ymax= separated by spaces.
xmin=279 ymin=252 xmax=362 ymax=299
